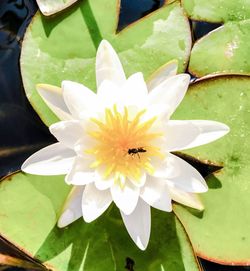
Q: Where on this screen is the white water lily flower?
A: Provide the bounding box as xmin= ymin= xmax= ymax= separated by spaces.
xmin=22 ymin=40 xmax=229 ymax=250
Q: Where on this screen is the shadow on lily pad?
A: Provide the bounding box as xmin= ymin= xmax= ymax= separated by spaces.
xmin=35 ymin=207 xmax=190 ymax=271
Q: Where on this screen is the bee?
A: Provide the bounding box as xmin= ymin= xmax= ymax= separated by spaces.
xmin=127 ymin=147 xmax=146 ymax=158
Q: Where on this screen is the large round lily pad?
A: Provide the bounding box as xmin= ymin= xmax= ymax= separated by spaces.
xmin=20 ymin=0 xmax=191 ymax=126
xmin=172 ymin=75 xmax=250 ymax=264
xmin=0 ymin=172 xmax=200 ymax=271
xmin=189 ymin=20 xmax=250 ymax=77
xmin=181 ymin=0 xmax=250 ymax=22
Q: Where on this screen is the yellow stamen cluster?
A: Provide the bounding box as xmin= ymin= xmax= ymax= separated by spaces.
xmin=85 ymin=105 xmax=164 ymax=186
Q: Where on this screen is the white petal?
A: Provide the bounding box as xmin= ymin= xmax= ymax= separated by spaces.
xmin=147 ymin=60 xmax=178 ymax=91
xmin=121 ymin=198 xmax=151 ymax=250
xmin=141 ymin=103 xmax=170 ymax=123
xmin=140 ymin=176 xmax=172 ymax=212
xmin=49 ymin=120 xmax=84 ymax=149
xmin=95 ymin=178 xmax=114 ymax=190
xmin=62 ymin=80 xmax=97 ymax=118
xmin=169 ymin=185 xmax=204 ymax=211
xmin=65 ymin=157 xmax=95 ymax=185
xmin=111 ymin=181 xmax=139 ymax=215
xmin=97 ymin=80 xmax=120 ymax=108
xmin=150 ymin=156 xmax=169 ymax=178
xmin=94 ymin=169 xmax=114 ymax=190
xmin=129 ymin=173 xmax=147 ymax=188
xmin=96 ymin=40 xmax=126 ymax=88
xmin=120 ymin=73 xmax=148 ymax=107
xmin=21 ymin=143 xmax=75 ymax=175
xmin=57 ymin=186 xmax=84 ymax=228
xmin=164 ymin=120 xmax=200 ymax=151
xmin=163 ymin=153 xmax=208 ymax=193
xmin=147 ymin=74 xmax=190 ymax=117
xmin=74 ymin=135 xmax=96 ymax=157
xmin=165 ymin=120 xmax=230 ymax=151
xmin=36 ymin=0 xmax=78 ymax=16
xmin=82 ymin=183 xmax=112 ymax=222
xmin=183 ymin=120 xmax=230 ymax=148
xmin=36 ymin=84 xmax=72 ymax=121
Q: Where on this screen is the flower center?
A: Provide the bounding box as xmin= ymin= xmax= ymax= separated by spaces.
xmin=85 ymin=105 xmax=164 ymax=185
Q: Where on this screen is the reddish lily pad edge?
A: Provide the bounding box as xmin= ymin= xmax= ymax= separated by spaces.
xmin=0 ymin=171 xmax=202 ymax=271
xmin=174 ymin=73 xmax=250 ymax=266
xmin=20 ymin=0 xmax=191 ymax=127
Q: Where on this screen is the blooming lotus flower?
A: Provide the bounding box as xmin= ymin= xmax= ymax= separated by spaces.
xmin=22 ymin=40 xmax=229 ymax=250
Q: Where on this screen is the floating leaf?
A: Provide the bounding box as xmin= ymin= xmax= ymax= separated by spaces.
xmin=183 ymin=0 xmax=250 ymax=77
xmin=172 ymin=75 xmax=250 ymax=264
xmin=0 ymin=172 xmax=200 ymax=271
xmin=189 ymin=20 xmax=250 ymax=77
xmin=181 ymin=0 xmax=250 ymax=22
xmin=20 ymin=0 xmax=191 ymax=126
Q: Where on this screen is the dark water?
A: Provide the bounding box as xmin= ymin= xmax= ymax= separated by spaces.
xmin=0 ymin=0 xmax=249 ymax=270
xmin=0 ymin=0 xmax=56 ymax=179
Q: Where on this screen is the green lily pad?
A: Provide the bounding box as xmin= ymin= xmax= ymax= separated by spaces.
xmin=0 ymin=172 xmax=200 ymax=271
xmin=181 ymin=0 xmax=250 ymax=22
xmin=172 ymin=75 xmax=250 ymax=264
xmin=20 ymin=0 xmax=191 ymax=126
xmin=189 ymin=20 xmax=250 ymax=77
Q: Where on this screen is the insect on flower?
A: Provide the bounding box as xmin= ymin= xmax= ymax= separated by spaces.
xmin=127 ymin=147 xmax=147 ymax=159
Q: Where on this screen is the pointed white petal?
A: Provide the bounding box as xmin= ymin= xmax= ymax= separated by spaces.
xmin=184 ymin=120 xmax=230 ymax=148
xmin=165 ymin=120 xmax=229 ymax=151
xmin=164 ymin=153 xmax=208 ymax=193
xmin=57 ymin=186 xmax=84 ymax=228
xmin=96 ymin=40 xmax=126 ymax=88
xmin=140 ymin=103 xmax=170 ymax=123
xmin=36 ymin=84 xmax=72 ymax=121
xmin=95 ymin=177 xmax=114 ymax=190
xmin=74 ymin=135 xmax=96 ymax=157
xmin=164 ymin=120 xmax=200 ymax=151
xmin=36 ymin=0 xmax=78 ymax=16
xmin=94 ymin=169 xmax=114 ymax=190
xmin=147 ymin=74 xmax=190 ymax=117
xmin=49 ymin=120 xmax=84 ymax=149
xmin=120 ymin=73 xmax=148 ymax=107
xmin=97 ymin=80 xmax=120 ymax=108
xmin=129 ymin=173 xmax=147 ymax=188
xmin=121 ymin=198 xmax=151 ymax=250
xmin=169 ymin=185 xmax=204 ymax=211
xmin=65 ymin=157 xmax=95 ymax=185
xmin=150 ymin=156 xmax=170 ymax=178
xmin=21 ymin=143 xmax=75 ymax=175
xmin=82 ymin=183 xmax=112 ymax=222
xmin=140 ymin=176 xmax=172 ymax=212
xmin=111 ymin=181 xmax=139 ymax=215
xmin=62 ymin=80 xmax=97 ymax=118
xmin=147 ymin=60 xmax=178 ymax=91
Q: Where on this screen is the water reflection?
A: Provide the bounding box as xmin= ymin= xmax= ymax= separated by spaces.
xmin=0 ymin=0 xmax=56 ymax=178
